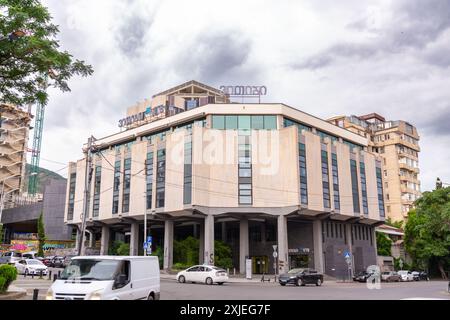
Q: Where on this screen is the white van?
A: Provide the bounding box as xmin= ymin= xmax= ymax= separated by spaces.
xmin=46 ymin=256 xmax=160 ymax=300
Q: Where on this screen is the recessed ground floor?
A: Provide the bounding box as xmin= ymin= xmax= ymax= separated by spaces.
xmin=72 ymin=210 xmax=380 ymax=278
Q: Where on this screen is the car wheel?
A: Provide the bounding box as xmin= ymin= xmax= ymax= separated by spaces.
xmin=296 ymin=278 xmax=303 ymax=287
xmin=280 ymin=283 xmax=286 ymax=287
xmin=178 ymin=275 xmax=186 ymax=283
xmin=218 ymin=282 xmax=224 ymax=286
xmin=316 ymin=279 xmax=322 ymax=287
xmin=206 ymin=277 xmax=213 ymax=285
xmin=147 ymin=293 xmax=154 ymax=300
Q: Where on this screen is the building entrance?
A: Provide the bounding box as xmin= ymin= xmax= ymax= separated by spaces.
xmin=289 ymin=254 xmax=309 ymax=269
xmin=252 ymin=256 xmax=269 ymax=274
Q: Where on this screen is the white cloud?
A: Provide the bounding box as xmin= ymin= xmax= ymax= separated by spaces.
xmin=35 ymin=0 xmax=450 ymax=192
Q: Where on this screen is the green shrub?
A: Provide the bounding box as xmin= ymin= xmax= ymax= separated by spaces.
xmin=108 ymin=240 xmax=130 ymax=256
xmin=0 ymin=277 xmax=6 ymax=294
xmin=151 ymin=247 xmax=163 ymax=269
xmin=214 ymin=240 xmax=233 ymax=269
xmin=0 ymin=265 xmax=18 ymax=293
xmin=172 ymin=263 xmax=189 ymax=270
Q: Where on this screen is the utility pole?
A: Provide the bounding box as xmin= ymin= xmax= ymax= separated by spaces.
xmin=77 ymin=136 xmax=95 ymax=256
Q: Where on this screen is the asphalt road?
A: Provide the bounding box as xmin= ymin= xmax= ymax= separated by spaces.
xmin=161 ymin=279 xmax=450 ymax=300
xmin=13 ymin=277 xmax=450 ymax=300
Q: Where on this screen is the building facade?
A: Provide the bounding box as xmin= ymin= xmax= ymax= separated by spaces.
xmin=65 ymin=81 xmax=386 ymax=277
xmin=0 ymin=103 xmax=32 ymax=209
xmin=328 ymin=114 xmax=420 ymax=222
xmin=1 ymin=178 xmax=72 ymax=243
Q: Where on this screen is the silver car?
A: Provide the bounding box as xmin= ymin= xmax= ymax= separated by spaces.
xmin=381 ymin=271 xmax=401 ymax=282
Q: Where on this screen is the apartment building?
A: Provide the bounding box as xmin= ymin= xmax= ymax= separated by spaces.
xmin=328 ymin=113 xmax=421 ymax=222
xmin=65 ymin=81 xmax=386 ymax=277
xmin=0 ymin=103 xmax=32 ymax=209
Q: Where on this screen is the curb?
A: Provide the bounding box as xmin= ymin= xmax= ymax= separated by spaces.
xmin=0 ymin=291 xmax=27 ymax=300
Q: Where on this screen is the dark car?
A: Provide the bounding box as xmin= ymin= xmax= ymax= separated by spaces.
xmin=413 ymin=271 xmax=429 ymax=281
xmin=353 ymin=271 xmax=375 ymax=283
xmin=279 ymin=268 xmax=323 ymax=287
xmin=50 ymin=256 xmax=65 ymax=268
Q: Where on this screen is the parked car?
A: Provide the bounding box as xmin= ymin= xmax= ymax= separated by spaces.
xmin=50 ymin=256 xmax=65 ymax=268
xmin=398 ymin=270 xmax=414 ymax=282
xmin=15 ymin=259 xmax=48 ymax=275
xmin=278 ymin=268 xmax=323 ymax=287
xmin=353 ymin=271 xmax=375 ymax=283
xmin=23 ymin=251 xmax=41 ymax=260
xmin=41 ymin=256 xmax=54 ymax=267
xmin=412 ymin=271 xmax=429 ymax=281
xmin=381 ymin=271 xmax=401 ymax=282
xmin=46 ymin=256 xmax=160 ymax=300
xmin=177 ymin=265 xmax=228 ymax=285
xmin=0 ymin=251 xmax=23 ymax=265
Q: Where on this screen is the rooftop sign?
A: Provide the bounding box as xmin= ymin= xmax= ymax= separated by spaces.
xmin=220 ymin=85 xmax=267 ymax=97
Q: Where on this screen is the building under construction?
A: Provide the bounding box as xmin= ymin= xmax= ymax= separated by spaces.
xmin=0 ymin=103 xmax=32 ymax=209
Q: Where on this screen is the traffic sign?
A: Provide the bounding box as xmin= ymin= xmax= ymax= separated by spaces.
xmin=272 ymin=245 xmax=278 ymax=251
xmin=273 ymin=251 xmax=278 ymax=258
xmin=344 ymin=252 xmax=351 ymax=259
xmin=147 ymin=236 xmax=153 ymax=243
xmin=143 ymin=243 xmax=148 ymax=250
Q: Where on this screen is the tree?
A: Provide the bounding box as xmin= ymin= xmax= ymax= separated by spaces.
xmin=214 ymin=240 xmax=233 ymax=269
xmin=376 ymin=232 xmax=392 ymax=256
xmin=0 ymin=0 xmax=93 ymax=106
xmin=37 ymin=211 xmax=46 ymax=257
xmin=404 ymin=187 xmax=450 ymax=279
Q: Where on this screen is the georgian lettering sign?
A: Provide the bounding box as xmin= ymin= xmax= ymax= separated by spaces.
xmin=118 ymin=111 xmax=146 ymax=128
xmin=220 ymin=85 xmax=268 ymax=96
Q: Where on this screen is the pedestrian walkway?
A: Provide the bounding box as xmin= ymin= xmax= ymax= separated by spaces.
xmin=160 ymin=273 xmax=278 ymax=284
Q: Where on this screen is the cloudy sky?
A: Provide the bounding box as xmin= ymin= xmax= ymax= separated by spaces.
xmin=38 ymin=0 xmax=450 ymax=191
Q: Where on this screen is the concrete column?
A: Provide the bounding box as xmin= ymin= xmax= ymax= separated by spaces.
xmin=75 ymin=227 xmax=81 ymax=252
xmin=193 ymin=223 xmax=198 ymax=238
xmin=130 ymin=222 xmax=139 ymax=256
xmin=239 ymin=218 xmax=249 ymax=274
xmin=346 ymin=224 xmax=354 ymax=277
xmin=204 ymin=215 xmax=214 ymax=265
xmin=372 ymin=227 xmax=378 ymax=256
xmin=313 ymin=220 xmax=324 ymax=273
xmin=163 ymin=220 xmax=174 ymax=270
xmin=88 ymin=231 xmax=95 ymax=248
xmin=277 ymin=215 xmax=289 ymax=274
xmin=199 ymin=222 xmax=204 ymax=264
xmin=100 ymin=226 xmax=110 ymax=256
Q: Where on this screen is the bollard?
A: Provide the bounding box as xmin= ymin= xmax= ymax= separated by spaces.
xmin=58 ymin=270 xmax=61 ymax=278
xmin=31 ymin=273 xmax=34 ymax=279
xmin=53 ymin=274 xmax=58 ymax=282
xmin=33 ymin=289 xmax=39 ymax=300
xmin=233 ymin=268 xmax=236 ymax=276
xmin=48 ymin=270 xmax=52 ymax=280
xmin=39 ymin=270 xmax=43 ymax=279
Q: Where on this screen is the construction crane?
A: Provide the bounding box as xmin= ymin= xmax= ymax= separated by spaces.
xmin=27 ymin=102 xmax=45 ymax=195
xmin=28 ymin=74 xmax=51 ymax=196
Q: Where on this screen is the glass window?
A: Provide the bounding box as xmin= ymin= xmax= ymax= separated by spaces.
xmin=264 ymin=116 xmax=277 ymax=130
xmin=225 ymin=115 xmax=238 ymax=130
xmin=251 ymin=116 xmax=264 ymax=130
xmin=238 ymin=116 xmax=251 ymax=130
xmin=212 ymin=116 xmax=225 ymax=129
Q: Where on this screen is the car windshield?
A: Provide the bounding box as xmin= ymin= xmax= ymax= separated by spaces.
xmin=398 ymin=271 xmax=407 ymax=274
xmin=27 ymin=260 xmax=42 ymax=265
xmin=60 ymin=259 xmax=122 ymax=281
xmin=382 ymin=272 xmax=391 ymax=275
xmin=288 ymin=268 xmax=305 ymax=274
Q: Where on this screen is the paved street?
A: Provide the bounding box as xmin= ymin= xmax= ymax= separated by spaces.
xmin=11 ymin=275 xmax=450 ymax=300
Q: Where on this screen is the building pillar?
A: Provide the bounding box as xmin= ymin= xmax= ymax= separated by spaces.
xmin=193 ymin=223 xmax=198 ymax=238
xmin=100 ymin=226 xmax=110 ymax=256
xmin=277 ymin=215 xmax=289 ymax=274
xmin=221 ymin=222 xmax=227 ymax=242
xmin=88 ymin=231 xmax=95 ymax=248
xmin=313 ymin=220 xmax=324 ymax=273
xmin=130 ymin=222 xmax=139 ymax=256
xmin=346 ymin=224 xmax=354 ymax=278
xmin=75 ymin=227 xmax=81 ymax=252
xmin=204 ymin=215 xmax=214 ymax=265
xmin=239 ymin=218 xmax=249 ymax=274
xmin=163 ymin=220 xmax=174 ymax=270
xmin=199 ymin=222 xmax=204 ymax=264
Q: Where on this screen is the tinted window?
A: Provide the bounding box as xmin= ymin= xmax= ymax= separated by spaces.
xmin=188 ymin=267 xmax=199 ymax=272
